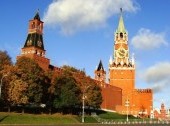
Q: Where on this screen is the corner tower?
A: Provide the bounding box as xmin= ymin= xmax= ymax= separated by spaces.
xmin=109 ymin=9 xmax=135 ymax=102
xmin=18 ymin=11 xmax=50 ymax=71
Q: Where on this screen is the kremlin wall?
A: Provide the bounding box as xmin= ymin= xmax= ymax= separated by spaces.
xmin=17 ymin=10 xmax=153 ymax=117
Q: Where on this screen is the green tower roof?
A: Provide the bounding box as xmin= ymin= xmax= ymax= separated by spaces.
xmin=117 ymin=8 xmax=126 ymax=33
xmin=24 ymin=33 xmax=44 ymax=50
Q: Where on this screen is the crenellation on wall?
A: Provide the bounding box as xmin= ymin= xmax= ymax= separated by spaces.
xmin=109 ymin=61 xmax=135 ymax=69
xmin=135 ymin=89 xmax=152 ymax=93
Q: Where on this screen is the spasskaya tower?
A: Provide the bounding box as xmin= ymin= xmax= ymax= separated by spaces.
xmin=108 ymin=8 xmax=135 ymax=104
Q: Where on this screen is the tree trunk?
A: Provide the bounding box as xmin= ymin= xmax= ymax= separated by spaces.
xmin=22 ymin=106 xmax=25 ymax=114
xmin=49 ymin=107 xmax=52 ymax=115
xmin=8 ymin=106 xmax=10 ymax=113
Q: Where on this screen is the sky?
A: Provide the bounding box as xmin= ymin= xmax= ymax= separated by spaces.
xmin=0 ymin=0 xmax=170 ymax=109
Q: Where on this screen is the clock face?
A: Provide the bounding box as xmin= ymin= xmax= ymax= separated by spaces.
xmin=37 ymin=41 xmax=42 ymax=47
xmin=27 ymin=40 xmax=32 ymax=46
xmin=116 ymin=47 xmax=126 ymax=58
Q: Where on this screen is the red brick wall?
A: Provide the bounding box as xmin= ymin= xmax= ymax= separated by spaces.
xmin=17 ymin=53 xmax=50 ymax=71
xmin=109 ymin=69 xmax=135 ymax=92
xmin=100 ymin=84 xmax=122 ymax=111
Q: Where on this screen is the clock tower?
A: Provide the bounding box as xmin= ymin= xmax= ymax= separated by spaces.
xmin=94 ymin=8 xmax=152 ymax=116
xmin=109 ymin=9 xmax=135 ymax=105
xmin=18 ymin=11 xmax=50 ymax=71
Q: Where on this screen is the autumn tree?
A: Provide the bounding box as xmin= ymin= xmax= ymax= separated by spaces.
xmin=61 ymin=65 xmax=103 ymax=110
xmin=0 ymin=50 xmax=12 ymax=71
xmin=8 ymin=77 xmax=28 ymax=113
xmin=16 ymin=57 xmax=50 ymax=105
xmin=84 ymin=77 xmax=102 ymax=108
xmin=8 ymin=78 xmax=28 ymax=103
xmin=0 ymin=50 xmax=13 ymax=109
xmin=0 ymin=50 xmax=13 ymax=99
xmin=1 ymin=65 xmax=18 ymax=111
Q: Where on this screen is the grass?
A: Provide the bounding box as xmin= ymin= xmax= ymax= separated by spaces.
xmin=96 ymin=110 xmax=155 ymax=123
xmin=75 ymin=116 xmax=98 ymax=123
xmin=0 ymin=110 xmax=148 ymax=124
xmin=98 ymin=111 xmax=136 ymax=119
xmin=0 ymin=112 xmax=79 ymax=124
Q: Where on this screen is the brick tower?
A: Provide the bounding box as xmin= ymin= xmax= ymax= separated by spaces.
xmin=108 ymin=8 xmax=135 ymax=110
xmin=94 ymin=8 xmax=152 ymax=116
xmin=17 ymin=11 xmax=50 ymax=71
xmin=95 ymin=60 xmax=106 ymax=83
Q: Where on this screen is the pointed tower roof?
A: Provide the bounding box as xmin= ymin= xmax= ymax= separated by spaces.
xmin=34 ymin=10 xmax=41 ymax=20
xmin=117 ymin=8 xmax=126 ymax=33
xmin=97 ymin=60 xmax=104 ymax=71
xmin=23 ymin=10 xmax=45 ymax=50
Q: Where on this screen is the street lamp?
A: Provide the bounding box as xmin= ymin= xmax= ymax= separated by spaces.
xmin=82 ymin=85 xmax=91 ymax=123
xmin=0 ymin=74 xmax=8 ymax=98
xmin=123 ymin=92 xmax=136 ymax=122
xmin=125 ymin=97 xmax=130 ymax=122
xmin=82 ymin=93 xmax=85 ymax=123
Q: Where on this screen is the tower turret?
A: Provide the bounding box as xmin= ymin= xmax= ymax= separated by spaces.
xmin=18 ymin=11 xmax=50 ymax=71
xmin=94 ymin=60 xmax=106 ymax=82
xmin=23 ymin=11 xmax=45 ymax=55
xmin=111 ymin=8 xmax=131 ymax=66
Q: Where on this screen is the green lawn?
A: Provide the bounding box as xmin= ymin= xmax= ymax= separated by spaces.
xmin=0 ymin=111 xmax=147 ymax=124
xmin=98 ymin=111 xmax=136 ymax=119
xmin=75 ymin=116 xmax=98 ymax=123
xmin=0 ymin=112 xmax=79 ymax=124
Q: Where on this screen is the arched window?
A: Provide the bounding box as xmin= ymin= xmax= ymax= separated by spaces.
xmin=32 ymin=22 xmax=35 ymax=29
xmin=120 ymin=32 xmax=123 ymax=38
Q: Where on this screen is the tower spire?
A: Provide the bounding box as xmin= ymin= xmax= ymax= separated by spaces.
xmin=97 ymin=60 xmax=104 ymax=71
xmin=94 ymin=60 xmax=106 ymax=82
xmin=34 ymin=9 xmax=40 ymax=20
xmin=117 ymin=8 xmax=126 ymax=33
xmin=120 ymin=8 xmax=123 ymax=13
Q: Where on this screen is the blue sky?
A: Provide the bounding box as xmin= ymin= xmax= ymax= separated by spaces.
xmin=0 ymin=0 xmax=170 ymax=109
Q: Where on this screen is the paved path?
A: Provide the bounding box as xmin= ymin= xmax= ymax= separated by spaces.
xmin=0 ymin=124 xmax=170 ymax=126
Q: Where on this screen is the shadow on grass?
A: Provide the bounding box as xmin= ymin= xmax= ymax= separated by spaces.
xmin=0 ymin=115 xmax=8 ymax=122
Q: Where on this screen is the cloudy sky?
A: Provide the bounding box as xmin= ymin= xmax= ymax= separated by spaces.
xmin=0 ymin=0 xmax=170 ymax=108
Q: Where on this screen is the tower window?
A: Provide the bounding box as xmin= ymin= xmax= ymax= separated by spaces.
xmin=32 ymin=22 xmax=35 ymax=29
xmin=120 ymin=32 xmax=123 ymax=38
xmin=97 ymin=73 xmax=100 ymax=77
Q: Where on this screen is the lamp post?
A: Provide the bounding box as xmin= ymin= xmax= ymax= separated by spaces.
xmin=123 ymin=92 xmax=136 ymax=122
xmin=125 ymin=97 xmax=130 ymax=122
xmin=82 ymin=93 xmax=85 ymax=123
xmin=82 ymin=85 xmax=91 ymax=123
xmin=0 ymin=74 xmax=8 ymax=98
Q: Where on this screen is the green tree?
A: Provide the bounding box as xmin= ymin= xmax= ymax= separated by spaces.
xmin=53 ymin=73 xmax=81 ymax=114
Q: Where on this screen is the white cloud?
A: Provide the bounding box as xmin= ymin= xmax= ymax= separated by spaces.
xmin=131 ymin=28 xmax=168 ymax=50
xmin=43 ymin=0 xmax=138 ymax=35
xmin=143 ymin=62 xmax=170 ymax=93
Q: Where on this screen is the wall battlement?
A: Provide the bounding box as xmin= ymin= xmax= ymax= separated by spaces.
xmin=109 ymin=62 xmax=134 ymax=69
xmin=135 ymin=89 xmax=152 ymax=93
